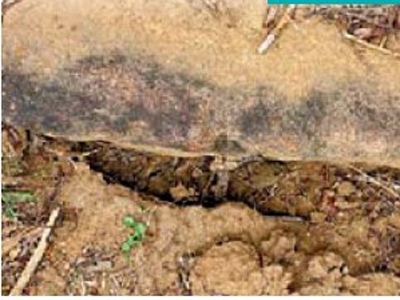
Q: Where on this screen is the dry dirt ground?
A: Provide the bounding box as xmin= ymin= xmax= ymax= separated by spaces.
xmin=2 ymin=1 xmax=400 ymax=296
xmin=2 ymin=125 xmax=400 ymax=296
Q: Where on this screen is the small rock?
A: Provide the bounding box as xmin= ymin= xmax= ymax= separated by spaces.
xmin=310 ymin=212 xmax=326 ymax=223
xmin=86 ymin=261 xmax=113 ymax=273
xmin=388 ymin=215 xmax=400 ymax=229
xmin=337 ymin=181 xmax=356 ymax=197
xmin=335 ymin=198 xmax=360 ymax=210
xmin=262 ymin=265 xmax=292 ymax=295
xmin=169 ymin=183 xmax=196 ymax=201
xmin=8 ymin=247 xmax=20 ymax=260
xmin=341 ymin=265 xmax=349 ymax=275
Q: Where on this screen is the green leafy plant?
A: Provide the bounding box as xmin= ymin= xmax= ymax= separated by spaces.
xmin=2 ymin=189 xmax=35 ymax=219
xmin=121 ymin=215 xmax=147 ymax=256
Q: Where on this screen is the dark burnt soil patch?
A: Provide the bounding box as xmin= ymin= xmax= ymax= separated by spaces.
xmin=237 ymin=81 xmax=400 ymax=158
xmin=65 ymin=54 xmax=206 ymax=142
xmin=2 ymin=54 xmax=219 ymax=150
xmin=2 ymin=70 xmax=78 ymax=133
xmin=4 ymin=53 xmax=400 ymax=158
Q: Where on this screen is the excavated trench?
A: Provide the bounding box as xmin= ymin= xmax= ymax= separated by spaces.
xmin=3 ymin=129 xmax=400 ymax=295
xmin=33 ymin=135 xmax=400 ymax=221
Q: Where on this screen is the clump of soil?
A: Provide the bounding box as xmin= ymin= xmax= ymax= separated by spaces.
xmin=190 ymin=241 xmax=264 ymax=295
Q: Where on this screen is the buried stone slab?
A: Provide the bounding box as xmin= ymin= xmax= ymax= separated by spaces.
xmin=3 ymin=0 xmax=400 ymax=165
xmin=3 ymin=54 xmax=400 ymax=166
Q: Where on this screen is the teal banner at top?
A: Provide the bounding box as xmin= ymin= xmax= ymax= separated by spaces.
xmin=267 ymin=0 xmax=400 ymax=3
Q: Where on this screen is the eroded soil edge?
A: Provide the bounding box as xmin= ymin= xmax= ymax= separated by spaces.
xmin=2 ymin=126 xmax=400 ymax=295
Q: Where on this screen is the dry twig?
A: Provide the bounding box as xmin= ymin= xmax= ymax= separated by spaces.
xmin=9 ymin=207 xmax=61 ymax=296
xmin=349 ymin=165 xmax=400 ymax=199
xmin=258 ymin=5 xmax=400 ymax=55
xmin=258 ymin=5 xmax=296 ymax=54
xmin=342 ymin=31 xmax=400 ymax=58
xmin=2 ymin=227 xmax=43 ymax=258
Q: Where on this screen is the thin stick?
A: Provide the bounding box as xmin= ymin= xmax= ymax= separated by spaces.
xmin=349 ymin=165 xmax=400 ymax=199
xmin=258 ymin=5 xmax=296 ymax=54
xmin=342 ymin=31 xmax=400 ymax=58
xmin=2 ymin=227 xmax=43 ymax=258
xmin=9 ymin=207 xmax=60 ymax=296
xmin=264 ymin=215 xmax=305 ymax=222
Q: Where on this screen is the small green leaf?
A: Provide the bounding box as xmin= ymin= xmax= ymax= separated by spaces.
xmin=127 ymin=235 xmax=138 ymax=245
xmin=2 ymin=190 xmax=35 ymax=220
xmin=4 ymin=207 xmax=17 ymax=219
xmin=133 ymin=223 xmax=147 ymax=240
xmin=17 ymin=193 xmax=35 ymax=201
xmin=120 ymin=216 xmax=147 ymax=258
xmin=122 ymin=215 xmax=136 ymax=228
xmin=2 ymin=191 xmax=35 ymax=203
xmin=121 ymin=241 xmax=132 ymax=253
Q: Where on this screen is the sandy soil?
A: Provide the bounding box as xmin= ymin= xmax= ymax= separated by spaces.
xmin=4 ymin=0 xmax=400 ymax=97
xmin=2 ymin=1 xmax=400 ymax=295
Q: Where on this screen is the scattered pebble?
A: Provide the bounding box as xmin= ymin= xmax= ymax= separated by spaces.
xmin=337 ymin=181 xmax=356 ymax=197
